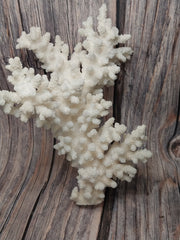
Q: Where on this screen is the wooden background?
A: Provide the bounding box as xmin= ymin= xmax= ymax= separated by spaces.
xmin=0 ymin=0 xmax=179 ymax=239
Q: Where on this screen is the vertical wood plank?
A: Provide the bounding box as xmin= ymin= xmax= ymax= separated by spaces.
xmin=0 ymin=0 xmax=117 ymax=239
xmin=106 ymin=0 xmax=180 ymax=239
xmin=0 ymin=1 xmax=54 ymax=240
xmin=22 ymin=1 xmax=116 ymax=239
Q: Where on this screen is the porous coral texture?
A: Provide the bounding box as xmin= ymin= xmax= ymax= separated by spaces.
xmin=0 ymin=4 xmax=152 ymax=205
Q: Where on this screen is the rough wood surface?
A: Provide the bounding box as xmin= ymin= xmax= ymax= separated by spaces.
xmin=0 ymin=0 xmax=179 ymax=240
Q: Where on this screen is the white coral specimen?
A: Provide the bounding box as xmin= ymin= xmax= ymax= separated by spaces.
xmin=0 ymin=4 xmax=152 ymax=205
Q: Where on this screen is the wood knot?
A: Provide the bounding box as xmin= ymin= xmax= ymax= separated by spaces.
xmin=169 ymin=135 xmax=180 ymax=160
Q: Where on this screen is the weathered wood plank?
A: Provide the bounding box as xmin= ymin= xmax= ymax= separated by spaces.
xmin=101 ymin=0 xmax=180 ymax=240
xmin=22 ymin=1 xmax=116 ymax=239
xmin=0 ymin=1 xmax=54 ymax=240
xmin=0 ymin=0 xmax=116 ymax=239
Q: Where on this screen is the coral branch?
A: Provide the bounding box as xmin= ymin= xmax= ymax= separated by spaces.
xmin=0 ymin=4 xmax=152 ymax=205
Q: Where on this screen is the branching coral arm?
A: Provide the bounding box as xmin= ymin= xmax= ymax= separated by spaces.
xmin=16 ymin=27 xmax=69 ymax=73
xmin=78 ymin=4 xmax=133 ymax=93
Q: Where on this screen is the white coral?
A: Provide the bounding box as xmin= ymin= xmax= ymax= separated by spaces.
xmin=0 ymin=4 xmax=152 ymax=205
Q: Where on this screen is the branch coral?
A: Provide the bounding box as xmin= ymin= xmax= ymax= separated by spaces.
xmin=0 ymin=4 xmax=152 ymax=205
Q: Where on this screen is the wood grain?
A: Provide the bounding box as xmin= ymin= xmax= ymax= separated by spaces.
xmin=104 ymin=0 xmax=180 ymax=240
xmin=0 ymin=0 xmax=179 ymax=240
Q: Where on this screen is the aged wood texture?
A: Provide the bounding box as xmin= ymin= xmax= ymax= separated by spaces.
xmin=0 ymin=0 xmax=179 ymax=240
xmin=102 ymin=1 xmax=180 ymax=240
